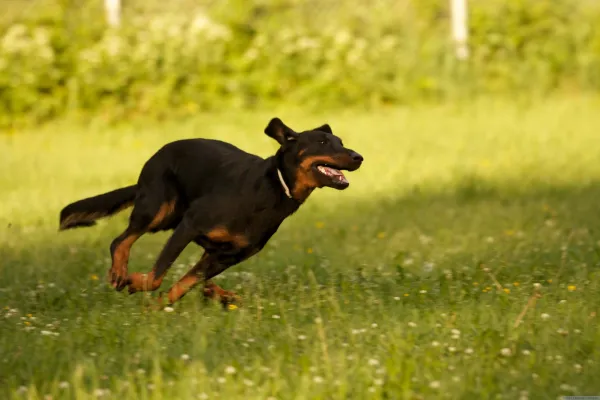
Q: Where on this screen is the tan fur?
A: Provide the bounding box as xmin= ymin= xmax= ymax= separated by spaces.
xmin=206 ymin=226 xmax=249 ymax=248
xmin=148 ymin=199 xmax=177 ymax=229
xmin=110 ymin=233 xmax=141 ymax=280
xmin=292 ymin=155 xmax=338 ymax=201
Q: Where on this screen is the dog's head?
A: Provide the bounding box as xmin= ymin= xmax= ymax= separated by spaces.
xmin=265 ymin=117 xmax=363 ymax=200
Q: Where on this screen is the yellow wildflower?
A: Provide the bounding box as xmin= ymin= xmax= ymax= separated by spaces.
xmin=228 ymin=304 xmax=238 ymax=311
xmin=503 ymin=288 xmax=510 ymax=294
xmin=315 ymin=222 xmax=325 ymax=229
xmin=568 ymin=285 xmax=576 ymax=292
xmin=307 ymin=248 xmax=313 ymax=254
xmin=91 ymin=275 xmax=99 ymax=281
xmin=513 ymin=282 xmax=520 ymax=287
xmin=377 ymin=232 xmax=386 ymax=239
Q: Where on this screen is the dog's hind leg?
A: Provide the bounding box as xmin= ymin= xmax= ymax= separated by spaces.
xmin=109 ymin=182 xmax=179 ymax=289
xmin=109 ymin=227 xmax=143 ymax=289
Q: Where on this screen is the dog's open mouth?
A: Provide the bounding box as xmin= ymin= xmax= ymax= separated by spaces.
xmin=317 ymin=165 xmax=348 ymax=185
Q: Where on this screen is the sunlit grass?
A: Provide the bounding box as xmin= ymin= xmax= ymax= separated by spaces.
xmin=1 ymin=96 xmax=600 ymax=399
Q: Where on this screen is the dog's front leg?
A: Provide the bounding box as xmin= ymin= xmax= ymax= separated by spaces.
xmin=164 ymin=248 xmax=257 ymax=305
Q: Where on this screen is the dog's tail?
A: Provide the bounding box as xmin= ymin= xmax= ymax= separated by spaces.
xmin=59 ymin=185 xmax=138 ymax=231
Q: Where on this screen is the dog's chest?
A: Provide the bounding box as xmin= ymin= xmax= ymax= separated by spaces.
xmin=230 ymin=203 xmax=291 ymax=248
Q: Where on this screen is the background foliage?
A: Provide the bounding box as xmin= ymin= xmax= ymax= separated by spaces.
xmin=1 ymin=0 xmax=600 ymax=128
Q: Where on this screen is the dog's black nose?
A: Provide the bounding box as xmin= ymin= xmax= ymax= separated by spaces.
xmin=349 ymin=151 xmax=363 ymax=163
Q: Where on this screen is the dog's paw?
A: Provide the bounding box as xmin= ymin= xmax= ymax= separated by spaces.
xmin=108 ymin=268 xmax=129 ymax=290
xmin=119 ymin=272 xmax=160 ymax=294
xmin=203 ymin=284 xmax=241 ymax=307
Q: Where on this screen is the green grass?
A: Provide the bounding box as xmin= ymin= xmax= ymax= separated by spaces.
xmin=1 ymin=96 xmax=600 ymax=399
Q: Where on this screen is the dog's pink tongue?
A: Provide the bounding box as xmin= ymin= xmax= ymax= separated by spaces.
xmin=320 ymin=166 xmax=348 ymax=184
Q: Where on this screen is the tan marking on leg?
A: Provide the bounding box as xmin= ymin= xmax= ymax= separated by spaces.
xmin=148 ymin=199 xmax=176 ymax=229
xmin=168 ymin=274 xmax=201 ymax=304
xmin=110 ymin=233 xmax=141 ymax=282
xmin=127 ymin=271 xmax=163 ymax=292
xmin=163 ymin=253 xmax=211 ymax=304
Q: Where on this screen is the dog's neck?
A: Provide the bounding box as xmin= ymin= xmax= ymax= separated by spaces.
xmin=272 ymin=151 xmax=314 ymax=203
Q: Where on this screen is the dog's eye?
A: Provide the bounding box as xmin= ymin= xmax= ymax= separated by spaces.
xmin=319 ymin=140 xmax=327 ymax=145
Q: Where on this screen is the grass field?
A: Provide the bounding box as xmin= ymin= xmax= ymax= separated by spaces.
xmin=1 ymin=96 xmax=600 ymax=399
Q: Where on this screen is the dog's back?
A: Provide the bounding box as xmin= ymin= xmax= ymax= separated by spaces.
xmin=140 ymin=138 xmax=268 ymax=201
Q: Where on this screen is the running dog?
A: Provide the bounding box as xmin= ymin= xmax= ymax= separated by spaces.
xmin=59 ymin=118 xmax=363 ymax=306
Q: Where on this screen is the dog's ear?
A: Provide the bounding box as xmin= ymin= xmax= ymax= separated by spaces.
xmin=313 ymin=124 xmax=333 ymax=134
xmin=265 ymin=118 xmax=298 ymax=145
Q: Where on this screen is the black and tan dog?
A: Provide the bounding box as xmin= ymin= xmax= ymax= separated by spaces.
xmin=59 ymin=118 xmax=363 ymax=306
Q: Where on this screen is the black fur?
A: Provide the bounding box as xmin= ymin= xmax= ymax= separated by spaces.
xmin=59 ymin=118 xmax=363 ymax=305
xmin=59 ymin=185 xmax=137 ymax=230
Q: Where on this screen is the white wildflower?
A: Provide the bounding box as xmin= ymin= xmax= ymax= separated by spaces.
xmin=224 ymin=366 xmax=236 ymax=375
xmin=500 ymin=348 xmax=512 ymax=357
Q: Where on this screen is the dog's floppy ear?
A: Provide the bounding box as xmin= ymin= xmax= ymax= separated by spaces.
xmin=265 ymin=118 xmax=298 ymax=145
xmin=313 ymin=124 xmax=333 ymax=134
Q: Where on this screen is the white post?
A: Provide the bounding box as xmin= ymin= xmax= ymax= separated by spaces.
xmin=105 ymin=0 xmax=121 ymax=27
xmin=450 ymin=0 xmax=469 ymax=60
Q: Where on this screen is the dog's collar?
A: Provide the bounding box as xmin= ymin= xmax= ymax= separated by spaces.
xmin=276 ymin=168 xmax=292 ymax=199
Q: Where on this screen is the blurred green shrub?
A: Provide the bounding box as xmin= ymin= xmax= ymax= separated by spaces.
xmin=1 ymin=0 xmax=600 ymax=128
